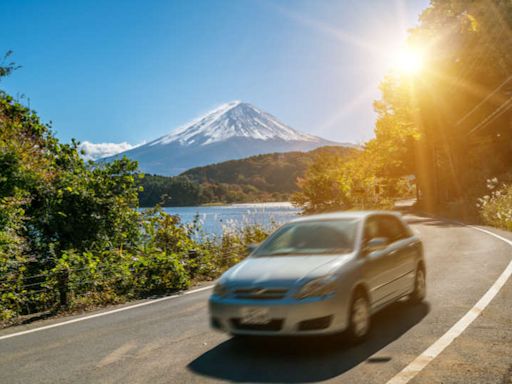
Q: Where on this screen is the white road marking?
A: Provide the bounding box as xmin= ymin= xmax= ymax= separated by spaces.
xmin=386 ymin=225 xmax=512 ymax=384
xmin=0 ymin=285 xmax=214 ymax=341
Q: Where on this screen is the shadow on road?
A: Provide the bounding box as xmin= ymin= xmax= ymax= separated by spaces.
xmin=188 ymin=301 xmax=430 ymax=383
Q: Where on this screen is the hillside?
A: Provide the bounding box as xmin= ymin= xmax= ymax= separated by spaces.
xmin=138 ymin=146 xmax=358 ymax=206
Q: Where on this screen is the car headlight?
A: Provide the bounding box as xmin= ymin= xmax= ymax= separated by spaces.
xmin=213 ymin=282 xmax=228 ymax=297
xmin=294 ymin=275 xmax=337 ymax=299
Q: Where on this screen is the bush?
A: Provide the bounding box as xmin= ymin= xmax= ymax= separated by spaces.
xmin=478 ymin=179 xmax=512 ymax=231
xmin=0 ymin=208 xmax=274 ymax=321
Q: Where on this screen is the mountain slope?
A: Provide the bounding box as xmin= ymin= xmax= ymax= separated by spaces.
xmin=104 ymin=101 xmax=349 ymax=176
xmin=181 ymin=146 xmax=358 ymax=193
xmin=138 ymin=146 xmax=359 ymax=206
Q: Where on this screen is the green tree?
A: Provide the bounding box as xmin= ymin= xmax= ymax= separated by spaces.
xmin=294 ymin=0 xmax=512 ymax=215
xmin=0 ymin=55 xmax=141 ymax=318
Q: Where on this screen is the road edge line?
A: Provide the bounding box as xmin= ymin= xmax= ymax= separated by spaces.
xmin=386 ymin=225 xmax=512 ymax=384
xmin=0 ymin=285 xmax=214 ymax=341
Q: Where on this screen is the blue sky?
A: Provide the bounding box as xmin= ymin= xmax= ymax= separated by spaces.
xmin=0 ymin=0 xmax=429 ymax=155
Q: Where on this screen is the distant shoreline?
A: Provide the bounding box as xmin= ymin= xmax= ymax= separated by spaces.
xmin=139 ymin=201 xmax=294 ymax=209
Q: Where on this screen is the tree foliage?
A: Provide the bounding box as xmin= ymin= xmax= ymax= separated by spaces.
xmin=0 ymin=60 xmax=147 ymax=318
xmin=292 ymin=146 xmax=411 ymax=213
xmin=294 ymin=0 xmax=512 ymax=217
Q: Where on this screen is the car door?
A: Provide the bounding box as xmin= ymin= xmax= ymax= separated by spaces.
xmin=361 ymin=216 xmax=396 ymax=308
xmin=380 ymin=215 xmax=417 ymax=296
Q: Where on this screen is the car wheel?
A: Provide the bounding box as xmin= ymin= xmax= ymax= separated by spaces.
xmin=409 ymin=266 xmax=426 ymax=304
xmin=347 ymin=291 xmax=371 ymax=343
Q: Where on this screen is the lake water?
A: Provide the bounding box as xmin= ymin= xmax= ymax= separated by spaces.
xmin=162 ymin=202 xmax=300 ymax=236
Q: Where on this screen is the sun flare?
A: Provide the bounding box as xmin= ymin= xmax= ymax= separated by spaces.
xmin=392 ymin=46 xmax=425 ymax=75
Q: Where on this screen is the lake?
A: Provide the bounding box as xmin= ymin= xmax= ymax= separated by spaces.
xmin=162 ymin=202 xmax=300 ymax=236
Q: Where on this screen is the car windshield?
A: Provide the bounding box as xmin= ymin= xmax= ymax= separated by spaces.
xmin=252 ymin=219 xmax=358 ymax=257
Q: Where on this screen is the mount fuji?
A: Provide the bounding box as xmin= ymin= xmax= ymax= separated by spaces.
xmin=103 ymin=101 xmax=347 ymax=176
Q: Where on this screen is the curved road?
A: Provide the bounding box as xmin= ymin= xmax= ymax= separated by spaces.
xmin=1 ymin=215 xmax=511 ymax=383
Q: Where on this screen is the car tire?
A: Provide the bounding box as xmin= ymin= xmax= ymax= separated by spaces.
xmin=409 ymin=266 xmax=426 ymax=304
xmin=347 ymin=290 xmax=371 ymax=343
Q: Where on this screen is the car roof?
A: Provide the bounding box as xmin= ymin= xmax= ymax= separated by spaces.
xmin=290 ymin=210 xmax=402 ymax=223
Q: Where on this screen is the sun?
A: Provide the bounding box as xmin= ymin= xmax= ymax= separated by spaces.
xmin=392 ymin=46 xmax=425 ymax=75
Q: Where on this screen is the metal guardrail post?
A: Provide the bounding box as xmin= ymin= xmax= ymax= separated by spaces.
xmin=58 ymin=269 xmax=69 ymax=308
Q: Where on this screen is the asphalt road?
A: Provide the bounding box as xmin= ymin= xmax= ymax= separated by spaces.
xmin=1 ymin=215 xmax=511 ymax=384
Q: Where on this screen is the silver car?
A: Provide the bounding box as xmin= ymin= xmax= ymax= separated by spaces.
xmin=209 ymin=211 xmax=426 ymax=341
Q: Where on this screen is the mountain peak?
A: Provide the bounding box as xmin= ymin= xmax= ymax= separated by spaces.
xmin=149 ymin=101 xmax=318 ymax=147
xmin=104 ymin=101 xmax=344 ymax=175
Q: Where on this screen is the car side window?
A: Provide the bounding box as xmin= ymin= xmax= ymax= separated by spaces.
xmin=363 ymin=217 xmax=384 ymax=243
xmin=394 ymin=217 xmax=412 ymax=239
xmin=379 ymin=216 xmax=410 ymax=243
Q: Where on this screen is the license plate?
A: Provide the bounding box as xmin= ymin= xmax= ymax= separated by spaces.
xmin=240 ymin=307 xmax=271 ymax=324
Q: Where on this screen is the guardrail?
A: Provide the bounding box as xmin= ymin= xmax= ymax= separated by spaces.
xmin=0 ymin=266 xmax=93 ymax=317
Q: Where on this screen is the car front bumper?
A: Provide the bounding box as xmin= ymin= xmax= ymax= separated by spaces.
xmin=209 ymin=294 xmax=349 ymax=336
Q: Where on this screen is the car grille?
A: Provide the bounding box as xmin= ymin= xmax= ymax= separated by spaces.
xmin=231 ymin=318 xmax=284 ymax=331
xmin=233 ymin=288 xmax=288 ymax=300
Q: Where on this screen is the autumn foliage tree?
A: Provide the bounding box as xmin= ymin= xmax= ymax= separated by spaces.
xmin=294 ymin=0 xmax=512 ymax=216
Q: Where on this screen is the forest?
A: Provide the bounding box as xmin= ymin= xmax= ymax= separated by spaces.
xmin=138 ymin=146 xmax=358 ymax=206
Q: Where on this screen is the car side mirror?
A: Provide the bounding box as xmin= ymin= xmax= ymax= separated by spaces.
xmin=247 ymin=243 xmax=259 ymax=253
xmin=365 ymin=237 xmax=388 ymax=253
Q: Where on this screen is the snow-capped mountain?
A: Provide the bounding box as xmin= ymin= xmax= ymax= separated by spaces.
xmin=150 ymin=101 xmax=318 ymax=146
xmin=103 ymin=101 xmax=347 ymax=176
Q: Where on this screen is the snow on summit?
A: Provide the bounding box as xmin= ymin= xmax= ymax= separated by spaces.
xmin=150 ymin=101 xmax=318 ymax=146
xmin=102 ymin=101 xmax=343 ymax=175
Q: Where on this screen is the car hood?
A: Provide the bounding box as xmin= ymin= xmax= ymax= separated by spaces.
xmin=221 ymin=254 xmax=353 ymax=287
